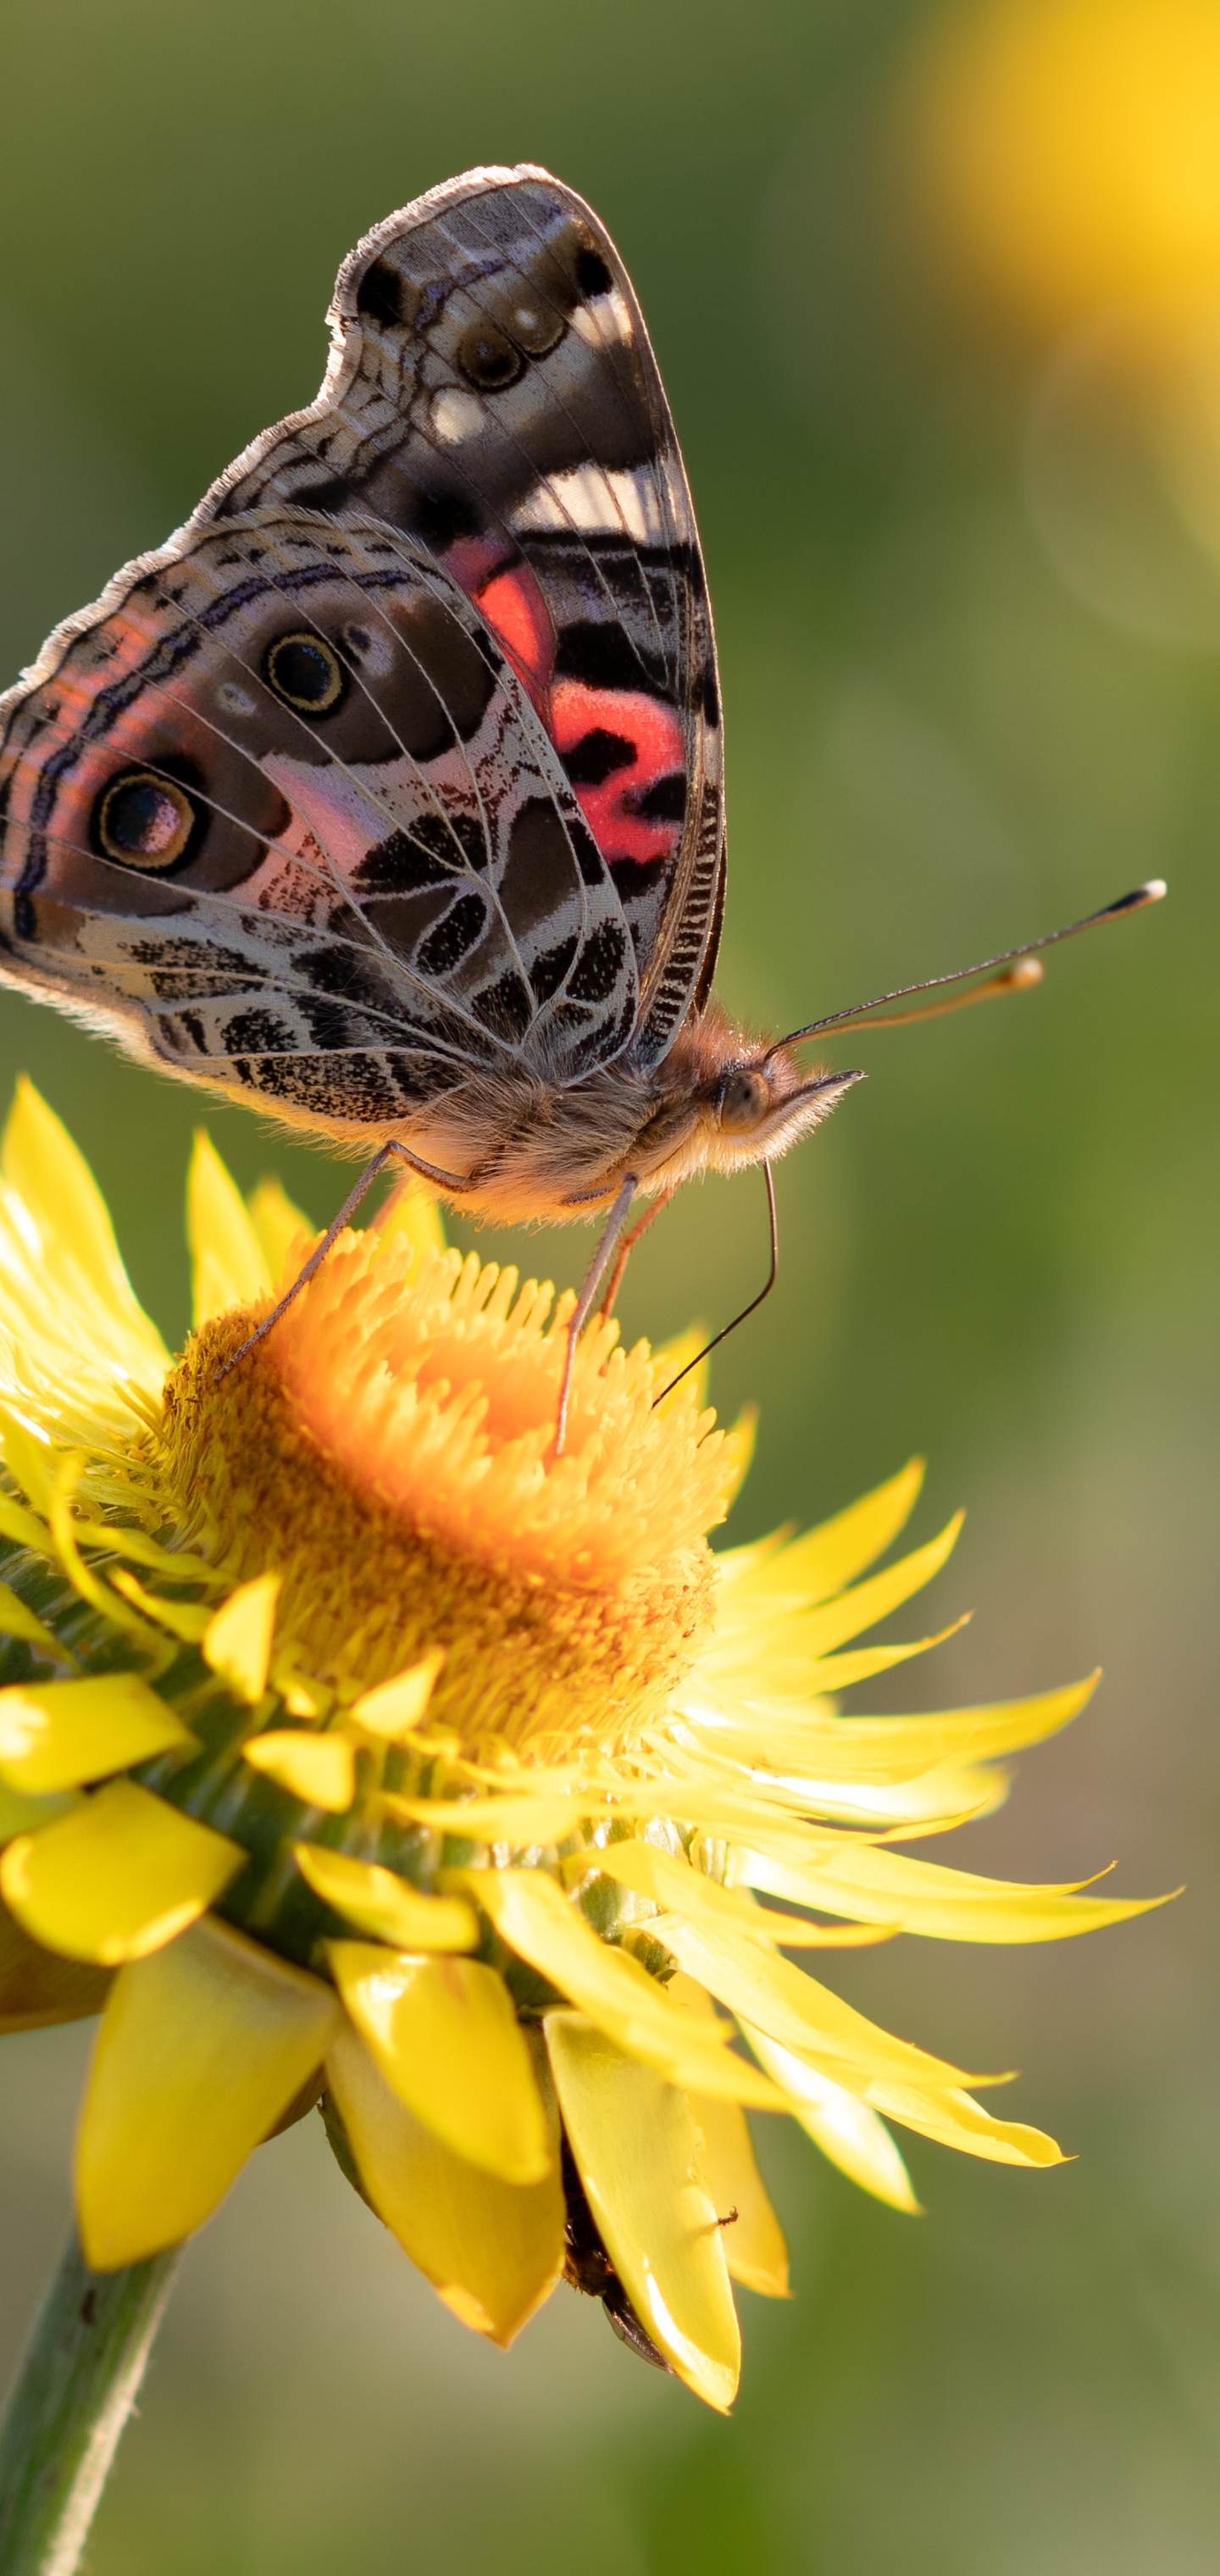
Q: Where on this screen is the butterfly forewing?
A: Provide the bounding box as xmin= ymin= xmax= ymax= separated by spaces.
xmin=201 ymin=164 xmax=725 ymax=1063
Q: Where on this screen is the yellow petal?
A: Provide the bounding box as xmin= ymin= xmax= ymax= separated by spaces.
xmin=688 ymin=2091 xmax=790 ymax=2296
xmin=390 ymin=1792 xmax=601 ymax=1844
xmin=245 ymin=1177 xmax=313 ymax=1282
xmin=743 ymin=2023 xmax=920 ymax=2212
xmin=741 ymin=1838 xmax=1168 ymax=1944
xmin=719 ymin=1458 xmax=924 ymax=1606
xmin=242 ymin=1730 xmax=354 ymax=1813
xmin=326 ymin=2019 xmax=563 ymax=2346
xmin=585 ymin=1838 xmax=891 ymax=1949
xmin=75 ymin=1913 xmax=338 ymax=2267
xmin=862 ymin=2077 xmax=1066 ymax=2168
xmin=0 ymin=1781 xmax=244 ymax=1964
xmin=546 ymin=2009 xmax=741 ymax=2411
xmin=668 ymin=1974 xmax=790 ymax=2294
xmin=0 ymin=1579 xmax=75 ymax=1666
xmin=0 ymin=1673 xmax=192 ymax=1794
xmin=2 ymin=1079 xmax=167 ymax=1366
xmin=349 ymin=1650 xmax=446 ymax=1741
xmin=202 ymin=1573 xmax=280 ymax=1703
xmin=330 ymin=1943 xmax=551 ymax=2183
xmin=294 ymin=1844 xmax=477 ymax=1951
xmin=187 ymin=1130 xmax=273 ymax=1327
xmin=651 ymin=1913 xmax=979 ymax=2095
xmin=793 ymin=1514 xmax=963 ymax=1662
xmin=0 ymin=1893 xmax=111 ymax=2032
xmin=462 ymin=1868 xmax=785 ymax=2111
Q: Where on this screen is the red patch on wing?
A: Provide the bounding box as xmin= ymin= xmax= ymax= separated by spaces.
xmin=551 ymin=682 xmax=685 ymax=866
xmin=472 ymin=563 xmax=555 ymax=707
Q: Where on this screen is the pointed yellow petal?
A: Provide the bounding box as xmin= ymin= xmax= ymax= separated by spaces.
xmin=75 ymin=1914 xmax=338 ymax=2267
xmin=864 ymin=2077 xmax=1065 ymax=2168
xmin=585 ymin=1838 xmax=890 ymax=1949
xmin=741 ymin=1838 xmax=1168 ymax=1944
xmin=651 ymin=1913 xmax=979 ymax=2094
xmin=349 ymin=1650 xmax=445 ymax=1741
xmin=668 ymin=1977 xmax=790 ymax=2294
xmin=1 ymin=1894 xmax=111 ymax=2032
xmin=330 ymin=1943 xmax=551 ymax=2183
xmin=242 ymin=1731 xmax=354 ymax=1813
xmin=187 ymin=1131 xmax=273 ymax=1327
xmin=547 ymin=2010 xmax=741 ymax=2410
xmin=326 ymin=2020 xmax=563 ymax=2346
xmin=0 ymin=1674 xmax=192 ymax=1794
xmin=742 ymin=2023 xmax=920 ymax=2212
xmin=792 ymin=1514 xmax=963 ymax=1662
xmin=0 ymin=1781 xmax=244 ymax=1964
xmin=294 ymin=1845 xmax=477 ymax=1951
xmin=720 ymin=1460 xmax=925 ymax=1606
xmin=202 ymin=1574 xmax=280 ymax=1703
xmin=2 ymin=1080 xmax=166 ymax=1363
xmin=463 ymin=1868 xmax=785 ymax=2111
xmin=245 ymin=1177 xmax=313 ymax=1282
xmin=689 ymin=2091 xmax=790 ymax=2295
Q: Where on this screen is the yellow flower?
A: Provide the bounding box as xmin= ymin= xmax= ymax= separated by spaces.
xmin=905 ymin=0 xmax=1220 ymax=340
xmin=0 ymin=1080 xmax=1163 ymax=2411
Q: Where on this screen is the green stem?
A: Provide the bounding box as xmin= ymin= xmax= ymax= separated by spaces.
xmin=0 ymin=2229 xmax=181 ymax=2576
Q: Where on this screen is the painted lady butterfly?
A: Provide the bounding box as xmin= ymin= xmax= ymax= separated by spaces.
xmin=0 ymin=165 xmax=1162 ymax=1440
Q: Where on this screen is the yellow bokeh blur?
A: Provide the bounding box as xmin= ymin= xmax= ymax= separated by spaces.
xmin=907 ymin=0 xmax=1220 ymax=334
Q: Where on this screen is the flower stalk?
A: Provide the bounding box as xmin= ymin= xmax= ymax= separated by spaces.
xmin=0 ymin=2230 xmax=180 ymax=2576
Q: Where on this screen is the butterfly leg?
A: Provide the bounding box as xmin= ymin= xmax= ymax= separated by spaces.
xmin=213 ymin=1139 xmax=472 ymax=1382
xmin=553 ymin=1172 xmax=640 ymax=1458
xmin=596 ymin=1187 xmax=676 ymax=1322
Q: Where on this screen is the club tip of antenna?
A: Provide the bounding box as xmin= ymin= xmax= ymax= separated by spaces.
xmin=1122 ymin=878 xmax=1167 ymax=911
xmin=1005 ymin=955 xmax=1045 ymax=989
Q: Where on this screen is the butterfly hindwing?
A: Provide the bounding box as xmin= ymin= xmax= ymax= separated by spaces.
xmin=0 ymin=508 xmax=640 ymax=1124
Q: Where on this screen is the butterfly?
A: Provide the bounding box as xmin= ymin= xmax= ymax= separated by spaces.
xmin=0 ymin=164 xmax=1162 ymax=1442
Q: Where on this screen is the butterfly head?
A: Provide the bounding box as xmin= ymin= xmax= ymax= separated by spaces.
xmin=691 ymin=1032 xmax=863 ymax=1178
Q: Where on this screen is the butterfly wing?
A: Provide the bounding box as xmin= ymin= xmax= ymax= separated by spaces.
xmin=202 ymin=164 xmax=726 ymax=1066
xmin=0 ymin=166 xmax=724 ymax=1152
xmin=0 ymin=508 xmax=639 ymax=1127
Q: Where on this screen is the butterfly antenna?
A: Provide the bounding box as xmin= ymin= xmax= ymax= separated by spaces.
xmin=652 ymin=1162 xmax=779 ymax=1408
xmin=769 ymin=880 xmax=1167 ymax=1052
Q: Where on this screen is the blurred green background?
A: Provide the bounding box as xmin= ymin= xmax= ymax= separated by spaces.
xmin=0 ymin=0 xmax=1217 ymax=2568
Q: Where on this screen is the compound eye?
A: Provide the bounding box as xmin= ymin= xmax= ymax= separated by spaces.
xmin=718 ymin=1068 xmax=771 ymax=1134
xmin=95 ymin=769 xmax=198 ymax=870
xmin=263 ymin=630 xmax=347 ymax=714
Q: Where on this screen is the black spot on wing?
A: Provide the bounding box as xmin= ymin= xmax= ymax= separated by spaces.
xmin=556 ymin=621 xmax=665 ymax=695
xmin=566 ymin=919 xmax=626 ymax=1004
xmin=412 ymin=488 xmax=485 ymax=552
xmin=352 ymin=820 xmax=482 ymax=896
xmin=574 ymin=247 xmax=613 ymax=300
xmin=529 ymin=933 xmax=578 ymax=1002
xmin=561 ymin=728 xmax=635 ymax=786
xmin=223 ymin=1008 xmax=298 ymax=1053
xmin=415 ymin=890 xmax=488 ymax=977
xmin=470 ymin=970 xmax=533 ymax=1042
xmin=358 ymin=258 xmax=419 ymax=330
xmin=633 ymin=772 xmax=685 ymax=824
